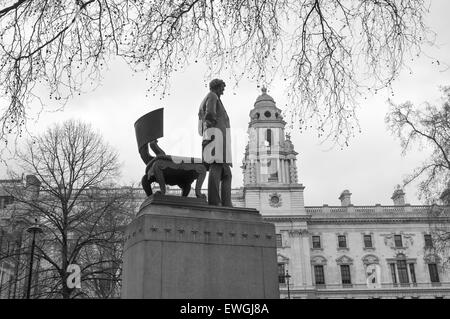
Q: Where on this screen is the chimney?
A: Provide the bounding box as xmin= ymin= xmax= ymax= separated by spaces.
xmin=339 ymin=190 xmax=352 ymax=206
xmin=391 ymin=187 xmax=406 ymax=206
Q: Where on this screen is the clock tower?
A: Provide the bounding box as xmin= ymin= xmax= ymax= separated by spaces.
xmin=242 ymin=88 xmax=306 ymax=215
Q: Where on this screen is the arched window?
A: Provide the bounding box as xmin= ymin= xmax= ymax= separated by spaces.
xmin=362 ymin=254 xmax=379 ymax=265
xmin=336 ymin=255 xmax=354 ymax=286
xmin=265 ymin=129 xmax=272 ymax=147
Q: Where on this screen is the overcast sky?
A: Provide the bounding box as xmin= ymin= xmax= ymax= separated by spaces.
xmin=2 ymin=2 xmax=450 ymax=206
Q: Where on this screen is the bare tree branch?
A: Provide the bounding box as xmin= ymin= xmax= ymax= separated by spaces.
xmin=0 ymin=0 xmax=435 ymax=147
xmin=386 ymin=86 xmax=450 ymax=201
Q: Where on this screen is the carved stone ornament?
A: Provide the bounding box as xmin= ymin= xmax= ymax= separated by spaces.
xmin=424 ymin=254 xmax=441 ymax=264
xmin=402 ymin=234 xmax=415 ymax=246
xmin=381 ymin=232 xmax=415 ymax=250
xmin=269 ymin=192 xmax=282 ymax=208
xmin=288 ymin=229 xmax=307 ymax=237
xmin=311 ymin=256 xmax=327 ymax=265
xmin=336 ymin=255 xmax=354 ymax=265
xmin=362 ymin=254 xmax=380 ymax=265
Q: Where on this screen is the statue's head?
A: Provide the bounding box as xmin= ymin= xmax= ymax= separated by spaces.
xmin=209 ymin=79 xmax=226 ymax=96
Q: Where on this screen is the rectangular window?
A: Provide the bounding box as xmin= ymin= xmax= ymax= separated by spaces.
xmin=312 ymin=236 xmax=321 ymax=249
xmin=397 ymin=260 xmax=409 ymax=284
xmin=276 ymin=234 xmax=282 ymax=247
xmin=390 ymin=263 xmax=397 ymax=284
xmin=338 ymin=235 xmax=347 ymax=248
xmin=409 ymin=264 xmax=417 ymax=284
xmin=340 ymin=265 xmax=352 ymax=285
xmin=314 ymin=265 xmax=325 ymax=285
xmin=364 ymin=235 xmax=373 ymax=248
xmin=424 ymin=234 xmax=433 ymax=248
xmin=394 ymin=235 xmax=403 ymax=248
xmin=428 ymin=264 xmax=440 ymax=283
xmin=278 ymin=263 xmax=285 ymax=284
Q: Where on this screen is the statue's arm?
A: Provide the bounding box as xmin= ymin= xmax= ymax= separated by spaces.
xmin=204 ymin=93 xmax=218 ymax=128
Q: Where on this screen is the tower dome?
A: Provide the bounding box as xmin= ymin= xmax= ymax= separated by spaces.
xmin=249 ymin=87 xmax=283 ymax=124
xmin=254 ymin=87 xmax=276 ymax=108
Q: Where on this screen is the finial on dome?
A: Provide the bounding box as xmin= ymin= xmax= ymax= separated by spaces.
xmin=261 ymin=86 xmax=267 ymax=94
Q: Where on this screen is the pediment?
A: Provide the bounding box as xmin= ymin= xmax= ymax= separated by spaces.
xmin=336 ymin=255 xmax=353 ymax=265
xmin=311 ymin=255 xmax=327 ymax=265
xmin=362 ymin=254 xmax=379 ymax=265
xmin=424 ymin=254 xmax=441 ymax=264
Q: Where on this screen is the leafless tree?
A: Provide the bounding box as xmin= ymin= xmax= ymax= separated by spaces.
xmin=1 ymin=120 xmax=134 ymax=298
xmin=386 ymin=86 xmax=450 ymax=201
xmin=421 ymin=204 xmax=450 ymax=270
xmin=0 ymin=0 xmax=435 ymax=147
xmin=386 ymin=86 xmax=450 ymax=269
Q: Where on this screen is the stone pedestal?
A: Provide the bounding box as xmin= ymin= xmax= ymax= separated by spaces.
xmin=122 ymin=194 xmax=279 ymax=299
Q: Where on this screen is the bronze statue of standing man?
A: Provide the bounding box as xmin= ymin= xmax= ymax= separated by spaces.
xmin=198 ymin=79 xmax=233 ymax=207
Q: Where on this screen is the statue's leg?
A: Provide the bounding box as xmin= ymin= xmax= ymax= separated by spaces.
xmin=195 ymin=165 xmax=207 ymax=199
xmin=180 ymin=183 xmax=191 ymax=197
xmin=208 ymin=164 xmax=222 ymax=205
xmin=152 ymin=162 xmax=166 ymax=195
xmin=141 ymin=175 xmax=153 ymax=196
xmin=221 ymin=164 xmax=233 ymax=207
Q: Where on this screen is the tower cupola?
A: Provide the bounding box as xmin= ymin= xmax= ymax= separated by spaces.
xmin=249 ymin=87 xmax=284 ymax=125
xmin=242 ymin=88 xmax=305 ymax=215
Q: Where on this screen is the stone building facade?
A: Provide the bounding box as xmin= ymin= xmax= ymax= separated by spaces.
xmin=237 ymin=88 xmax=450 ymax=299
xmin=0 ymin=176 xmax=39 ymax=299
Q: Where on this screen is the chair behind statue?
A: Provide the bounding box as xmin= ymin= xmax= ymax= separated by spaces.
xmin=134 ymin=108 xmax=206 ymax=198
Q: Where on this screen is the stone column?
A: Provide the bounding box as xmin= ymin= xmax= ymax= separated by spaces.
xmin=289 ymin=159 xmax=294 ymax=183
xmin=277 ymin=159 xmax=281 ymax=183
xmin=256 ymin=160 xmax=260 ymax=184
xmin=250 ymin=161 xmax=256 ymax=184
xmin=301 ymin=231 xmax=313 ymax=287
xmin=284 ymin=160 xmax=290 ymax=184
xmin=287 ymin=230 xmax=303 ymax=290
xmin=290 ymin=159 xmax=298 ymax=183
xmin=280 ymin=159 xmax=285 ymax=183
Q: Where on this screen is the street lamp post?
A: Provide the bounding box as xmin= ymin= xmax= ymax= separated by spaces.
xmin=285 ymin=271 xmax=291 ymax=299
xmin=26 ymin=219 xmax=42 ymax=299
